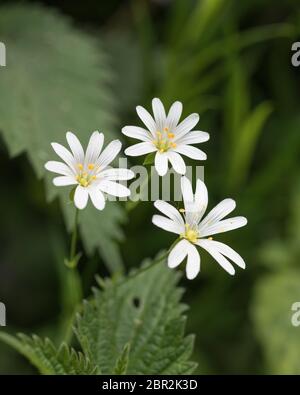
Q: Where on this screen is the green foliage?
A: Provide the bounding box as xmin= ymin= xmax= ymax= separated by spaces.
xmin=0 ymin=4 xmax=125 ymax=272
xmin=0 ymin=259 xmax=196 ymax=374
xmin=228 ymin=101 xmax=272 ymax=190
xmin=74 ymin=257 xmax=196 ymax=375
xmin=0 ymin=332 xmax=97 ymax=375
xmin=113 ymin=343 xmax=131 ymax=374
xmin=252 ymin=270 xmax=300 ymax=374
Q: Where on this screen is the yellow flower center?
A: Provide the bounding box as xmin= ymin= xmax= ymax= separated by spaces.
xmin=181 ymin=224 xmax=199 ymax=244
xmin=152 ymin=128 xmax=176 ymax=153
xmin=76 ymin=163 xmax=98 ymax=187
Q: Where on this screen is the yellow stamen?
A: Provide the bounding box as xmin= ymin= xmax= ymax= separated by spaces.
xmin=88 ymin=163 xmax=95 ymax=170
xmin=170 ymin=142 xmax=177 ymax=148
xmin=156 ymin=131 xmax=162 ymax=138
xmin=92 ymin=176 xmax=96 ymax=180
xmin=180 ymin=224 xmax=198 ymax=244
xmin=78 ymin=163 xmax=83 ymax=170
xmin=168 ymin=132 xmax=174 ymax=139
xmin=163 ymin=127 xmax=169 ymax=132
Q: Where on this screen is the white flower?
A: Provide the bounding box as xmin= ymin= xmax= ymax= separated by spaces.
xmin=45 ymin=131 xmax=134 ymax=210
xmin=122 ymin=98 xmax=209 ymax=176
xmin=152 ymin=176 xmax=247 ymax=279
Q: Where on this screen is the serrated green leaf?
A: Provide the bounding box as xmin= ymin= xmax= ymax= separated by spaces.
xmin=252 ymin=270 xmax=300 ymax=374
xmin=113 ymin=343 xmax=130 ymax=375
xmin=0 ymin=332 xmax=98 ymax=375
xmin=0 ymin=4 xmax=125 ymax=272
xmin=75 ymin=256 xmax=197 ymax=374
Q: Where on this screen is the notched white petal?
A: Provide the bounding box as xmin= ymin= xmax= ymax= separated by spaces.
xmin=152 ymin=214 xmax=184 ymax=235
xmin=53 ymin=176 xmax=76 ymax=186
xmin=125 ymin=142 xmax=156 ymax=157
xmin=155 ymin=152 xmax=168 ymax=176
xmin=154 ymin=200 xmax=184 ymax=226
xmin=174 ymin=145 xmax=207 ymax=160
xmin=136 ymin=105 xmax=157 ymax=134
xmin=122 ymin=126 xmax=152 ymax=142
xmin=168 ymin=239 xmax=189 ymax=269
xmin=88 ymin=188 xmax=105 ymax=210
xmin=167 ymin=151 xmax=186 ymax=175
xmin=186 ymin=243 xmax=201 ymax=280
xmin=74 ymin=186 xmax=89 ymax=210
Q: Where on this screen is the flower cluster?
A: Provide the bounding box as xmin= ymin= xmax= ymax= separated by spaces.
xmin=45 ymin=131 xmax=134 ymax=210
xmin=45 ymin=98 xmax=247 ymax=279
xmin=122 ymin=98 xmax=209 ymax=176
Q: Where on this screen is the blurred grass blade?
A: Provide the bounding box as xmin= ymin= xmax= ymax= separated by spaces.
xmin=228 ymin=101 xmax=272 ymax=190
xmin=183 ymin=0 xmax=226 ymax=45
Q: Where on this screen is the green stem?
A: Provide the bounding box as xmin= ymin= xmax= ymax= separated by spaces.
xmin=69 ymin=208 xmax=79 ymax=264
xmin=63 ymin=208 xmax=82 ymax=344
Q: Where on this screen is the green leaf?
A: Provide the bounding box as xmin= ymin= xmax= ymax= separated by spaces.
xmin=252 ymin=270 xmax=300 ymax=374
xmin=228 ymin=101 xmax=272 ymax=190
xmin=113 ymin=343 xmax=130 ymax=375
xmin=184 ymin=0 xmax=226 ymax=45
xmin=75 ymin=256 xmax=197 ymax=374
xmin=0 ymin=332 xmax=98 ymax=375
xmin=143 ymin=151 xmax=155 ymax=165
xmin=0 ymin=4 xmax=125 ymax=272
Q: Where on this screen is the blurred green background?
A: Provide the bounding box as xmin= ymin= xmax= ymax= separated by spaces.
xmin=0 ymin=0 xmax=300 ymax=374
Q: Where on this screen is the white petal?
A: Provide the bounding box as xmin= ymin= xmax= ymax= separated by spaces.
xmin=101 ymin=168 xmax=135 ymax=181
xmin=51 ymin=143 xmax=76 ymax=172
xmin=45 ymin=161 xmax=74 ymax=176
xmin=174 ymin=113 xmax=199 ymax=140
xmin=199 ymin=216 xmax=247 ymax=238
xmin=53 ymin=176 xmax=77 ymax=186
xmin=152 ymin=98 xmax=166 ymax=131
xmin=155 ymin=152 xmax=168 ymax=176
xmin=136 ymin=105 xmax=157 ymax=135
xmin=186 ymin=243 xmax=201 ymax=280
xmin=122 ymin=126 xmax=152 ymax=142
xmin=199 ymin=198 xmax=236 ymax=230
xmin=180 ymin=176 xmax=194 ymax=210
xmin=152 ymin=214 xmax=184 ymax=235
xmin=194 ymin=178 xmax=208 ymax=220
xmin=96 ymin=140 xmax=122 ymax=169
xmin=66 ymin=132 xmax=84 ymax=164
xmin=177 ymin=131 xmax=209 ymax=145
xmin=98 ymin=180 xmax=131 ymax=197
xmin=174 ymin=145 xmax=207 ymax=160
xmin=154 ymin=200 xmax=185 ymax=227
xmin=125 ymin=142 xmax=156 ymax=157
xmin=85 ymin=131 xmax=104 ymax=166
xmin=88 ymin=188 xmax=105 ymax=210
xmin=199 ymin=240 xmax=245 ymax=269
xmin=74 ymin=186 xmax=89 ymax=209
xmin=167 ymin=151 xmax=186 ymax=175
xmin=166 ymin=101 xmax=182 ymax=130
xmin=197 ymin=239 xmax=235 ymax=275
xmin=168 ymin=239 xmax=190 ymax=269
